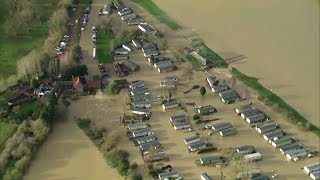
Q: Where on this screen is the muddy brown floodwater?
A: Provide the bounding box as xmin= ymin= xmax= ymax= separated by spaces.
xmin=153 ymin=0 xmax=320 ymax=127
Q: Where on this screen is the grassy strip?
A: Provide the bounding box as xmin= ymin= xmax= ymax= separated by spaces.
xmin=230 ymin=67 xmax=320 ymax=137
xmin=134 ymin=0 xmax=181 ymax=30
xmin=185 ymin=55 xmax=203 ymax=70
xmin=195 ymin=43 xmax=228 ymax=67
xmin=96 ymin=30 xmax=113 ymax=64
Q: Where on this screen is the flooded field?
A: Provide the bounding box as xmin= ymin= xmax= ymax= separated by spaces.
xmin=153 ymin=0 xmax=320 ymax=127
xmin=24 ymin=106 xmax=121 ymax=180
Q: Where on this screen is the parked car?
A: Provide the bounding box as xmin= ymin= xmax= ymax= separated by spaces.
xmin=60 ymin=42 xmax=67 ymax=47
xmin=92 ymin=26 xmax=97 ymax=33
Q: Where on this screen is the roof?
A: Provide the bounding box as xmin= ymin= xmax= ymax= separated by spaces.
xmin=128 ymin=122 xmax=147 ymax=128
xmin=135 ymin=135 xmax=157 ymax=142
xmin=200 ymin=156 xmax=223 ymax=164
xmin=162 ymin=99 xmax=179 ymax=107
xmin=132 ymin=108 xmax=150 ymax=113
xmin=170 ymin=114 xmax=187 ymax=122
xmin=241 ymin=109 xmax=262 ymax=118
xmin=122 ymin=60 xmax=139 ymax=70
xmin=158 ymin=171 xmax=180 ymax=179
xmin=212 ymin=122 xmax=232 ymax=131
xmin=236 ymin=104 xmax=255 ymax=113
xmin=114 ymin=47 xmax=129 ymax=53
xmin=196 ymin=105 xmax=216 ymax=113
xmin=188 ymin=141 xmax=206 ymax=149
xmin=113 ymin=54 xmax=129 ymax=60
xmin=158 ymin=65 xmax=175 ymax=72
xmin=72 ymin=76 xmax=86 ymax=88
xmin=184 ymin=136 xmax=200 ymax=143
xmin=173 ymin=121 xmax=191 ymax=128
xmin=237 ymin=145 xmax=255 ymax=153
xmin=131 ymin=128 xmax=151 ymax=134
xmin=201 ymin=173 xmax=212 ymax=180
xmin=140 ymin=141 xmax=161 ymax=149
xmin=206 ymin=76 xmax=215 ymax=87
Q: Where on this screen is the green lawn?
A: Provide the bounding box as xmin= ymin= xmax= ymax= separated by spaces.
xmin=0 ymin=1 xmax=57 ymax=79
xmin=185 ymin=55 xmax=203 ymax=70
xmin=96 ymin=30 xmax=113 ymax=64
xmin=231 ymin=68 xmax=320 ymax=137
xmin=0 ymin=122 xmax=16 ymax=151
xmin=135 ymin=0 xmax=181 ymax=30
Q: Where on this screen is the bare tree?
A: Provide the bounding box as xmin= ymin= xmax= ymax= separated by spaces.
xmin=16 ymin=50 xmax=43 ymax=77
xmin=228 ymin=77 xmax=237 ymax=88
xmin=227 ymin=156 xmax=254 ymax=180
xmin=97 ymin=18 xmax=111 ymax=32
xmin=182 ymin=67 xmax=193 ymax=83
xmin=48 ymin=9 xmax=69 ymax=31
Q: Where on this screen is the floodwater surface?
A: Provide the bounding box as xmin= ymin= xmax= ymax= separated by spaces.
xmin=153 ymin=0 xmax=320 ymax=126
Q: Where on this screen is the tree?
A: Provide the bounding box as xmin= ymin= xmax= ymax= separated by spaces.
xmin=72 ymin=45 xmax=82 ymax=63
xmin=30 ymin=74 xmax=39 ymax=88
xmin=200 ymin=86 xmax=206 ymax=96
xmin=150 ymin=55 xmax=155 ymax=65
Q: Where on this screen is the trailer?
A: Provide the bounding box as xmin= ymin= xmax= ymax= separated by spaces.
xmin=219 ymin=127 xmax=237 ymax=136
xmin=134 ymin=135 xmax=157 ymax=145
xmin=270 ymin=135 xmax=293 ymax=147
xmin=158 ymin=171 xmax=180 ymax=180
xmin=173 ymin=121 xmax=191 ymax=130
xmin=286 ymin=149 xmax=308 ymax=161
xmin=169 ymin=114 xmax=188 ymax=123
xmin=139 ymin=141 xmax=161 ymax=151
xmin=280 ymin=142 xmax=302 ymax=154
xmin=241 ymin=109 xmax=262 ymax=119
xmin=304 ymin=163 xmax=320 ymax=174
xmin=201 ymin=173 xmax=212 ymax=180
xmin=235 ymin=104 xmax=255 ymax=114
xmin=131 ymin=128 xmax=154 ymax=138
xmin=121 ymin=13 xmax=136 ymax=21
xmin=127 ymin=122 xmax=148 ymax=130
xmin=246 ymin=113 xmax=267 ymax=124
xmin=263 ymin=129 xmax=284 ymax=141
xmin=244 ymin=152 xmax=262 ymax=161
xmin=145 ymin=151 xmax=168 ymax=162
xmin=188 ymin=141 xmax=206 ymax=152
xmin=212 ymin=122 xmax=232 ymax=131
xmin=184 ymin=135 xmax=201 ymax=145
xmin=256 ymin=122 xmax=278 ymax=134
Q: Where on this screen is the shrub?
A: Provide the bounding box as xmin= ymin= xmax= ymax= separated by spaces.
xmin=197 ymin=146 xmax=218 ymax=154
xmin=106 ymin=150 xmax=130 ymax=176
xmin=200 ymin=86 xmax=206 ymax=96
xmin=213 ymin=80 xmax=219 ymax=86
xmin=131 ymin=173 xmax=142 ymax=180
xmin=195 ymin=120 xmax=202 ymax=124
xmin=193 ymin=115 xmax=200 ymax=120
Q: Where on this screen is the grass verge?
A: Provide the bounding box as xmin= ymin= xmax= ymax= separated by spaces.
xmin=230 ymin=67 xmax=320 ymax=137
xmin=134 ymin=0 xmax=181 ymax=30
xmin=96 ymin=30 xmax=113 ymax=64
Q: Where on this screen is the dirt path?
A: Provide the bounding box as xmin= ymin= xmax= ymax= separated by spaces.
xmin=152 ymin=0 xmax=320 ymax=127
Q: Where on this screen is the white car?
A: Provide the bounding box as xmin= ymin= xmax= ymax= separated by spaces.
xmin=92 ymin=26 xmax=97 ymax=33
xmin=60 ymin=42 xmax=67 ymax=47
xmin=92 ymin=34 xmax=96 ymax=41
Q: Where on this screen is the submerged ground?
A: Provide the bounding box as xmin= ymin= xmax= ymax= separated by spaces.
xmin=153 ymin=0 xmax=320 ymax=127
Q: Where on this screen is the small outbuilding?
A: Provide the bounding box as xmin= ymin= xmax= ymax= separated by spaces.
xmin=236 ymin=145 xmax=255 ymax=154
xmin=162 ymin=99 xmax=180 ymax=110
xmin=195 ymin=105 xmax=216 ymax=115
xmin=188 ymin=141 xmax=206 ymax=152
xmin=184 ymin=135 xmax=201 ymax=145
xmin=169 ymin=114 xmax=188 ymax=123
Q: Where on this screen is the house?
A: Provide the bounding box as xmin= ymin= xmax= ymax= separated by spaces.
xmin=129 ymin=80 xmax=144 ymax=90
xmin=263 ymin=129 xmax=284 ymax=141
xmin=132 ymin=108 xmax=151 ymax=117
xmin=72 ymin=75 xmax=101 ymax=93
xmin=114 ymin=47 xmax=129 ymax=55
xmin=244 ymin=152 xmax=262 ymax=161
xmin=148 ymin=55 xmax=170 ymax=64
xmin=280 ymin=142 xmax=302 ymax=154
xmin=188 ymin=141 xmax=206 ymax=152
xmin=255 ymin=122 xmax=278 ymax=134
xmin=122 ymin=44 xmax=133 ymax=51
xmin=211 ymin=122 xmax=232 ymax=131
xmin=169 ymin=114 xmax=187 ymax=123
xmin=195 ymin=105 xmax=216 ymax=115
xmin=128 ymin=18 xmax=145 ymax=25
xmin=118 ymin=7 xmax=132 ymax=16
xmin=130 ymin=87 xmax=149 ymax=96
xmin=132 ymin=100 xmax=151 ymax=109
xmin=286 ymin=149 xmax=308 ymax=161
xmin=201 ymin=173 xmax=212 ymax=180
xmin=138 ymin=23 xmax=156 ymax=34
xmin=241 ymin=108 xmax=262 ymax=119
xmin=246 ymin=113 xmax=267 ymax=124
xmin=132 ymin=39 xmax=142 ymax=48
xmin=131 ymin=128 xmax=154 ymax=138
xmin=206 ymin=76 xmax=216 ymax=88
xmin=173 ymin=121 xmax=191 ymax=130
xmin=304 ymin=163 xmax=320 ymax=174
xmin=145 ymin=152 xmax=168 ymax=162
xmin=144 ymin=49 xmax=159 ymax=58
xmin=191 ymin=51 xmax=207 ymax=65
xmin=235 ymin=104 xmax=255 ymax=114
xmin=310 ymin=171 xmax=320 ymax=180
xmin=127 ymin=122 xmax=148 ymax=131
xmin=113 ymin=54 xmax=129 ymax=61
xmin=212 ymin=85 xmax=229 ymax=93
xmin=142 ymin=43 xmax=157 ymax=53
xmin=121 ymin=13 xmax=136 ymax=21
xmin=236 ymin=145 xmax=255 ymax=154
xmin=162 ymin=99 xmax=179 ymax=110
xmin=157 ymin=64 xmax=176 ymax=73
xmin=102 ymin=4 xmax=111 ymax=14
xmin=139 ymin=141 xmax=162 ymax=151
xmin=134 ymin=135 xmax=157 ymax=145
xmin=158 ymin=171 xmax=180 ymax=180
xmin=184 ymin=136 xmax=201 ymax=145
xmin=219 ymin=127 xmax=237 ymax=136
xmin=199 ymin=156 xmax=224 ymax=166
xmin=270 ymin=135 xmax=294 ymax=147
xmin=122 ymin=60 xmax=140 ymax=72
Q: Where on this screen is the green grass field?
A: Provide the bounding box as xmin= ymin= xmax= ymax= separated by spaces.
xmin=135 ymin=0 xmax=181 ymax=30
xmin=185 ymin=55 xmax=203 ymax=70
xmin=0 ymin=1 xmax=57 ymax=79
xmin=231 ymin=68 xmax=320 ymax=137
xmin=0 ymin=122 xmax=16 ymax=151
xmin=96 ymin=30 xmax=113 ymax=64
